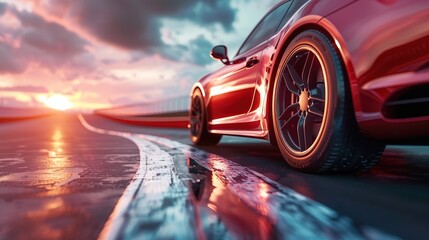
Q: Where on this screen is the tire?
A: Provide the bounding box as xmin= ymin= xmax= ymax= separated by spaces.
xmin=272 ymin=30 xmax=385 ymax=173
xmin=190 ymin=89 xmax=222 ymax=145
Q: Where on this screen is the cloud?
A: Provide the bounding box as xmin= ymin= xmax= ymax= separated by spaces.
xmin=0 ymin=43 xmax=27 ymax=74
xmin=38 ymin=0 xmax=236 ymax=65
xmin=16 ymin=11 xmax=88 ymax=57
xmin=188 ymin=36 xmax=214 ymax=65
xmin=71 ymin=0 xmax=161 ymax=50
xmin=65 ymin=0 xmax=235 ymax=48
xmin=0 ymin=96 xmax=39 ymax=108
xmin=0 ymin=0 xmax=279 ymax=111
xmin=160 ymin=35 xmax=214 ymax=66
xmin=0 ymin=85 xmax=49 ymax=93
xmin=0 ymin=2 xmax=6 ymax=15
xmin=0 ymin=3 xmax=92 ymax=74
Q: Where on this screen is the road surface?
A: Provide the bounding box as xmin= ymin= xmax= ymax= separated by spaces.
xmin=0 ymin=113 xmax=428 ymax=239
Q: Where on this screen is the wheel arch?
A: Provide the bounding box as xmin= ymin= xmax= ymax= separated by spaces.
xmin=190 ymin=82 xmax=206 ymax=98
xmin=266 ymin=20 xmax=359 ymax=145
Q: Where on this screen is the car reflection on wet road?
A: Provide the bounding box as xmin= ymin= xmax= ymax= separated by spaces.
xmin=1 ymin=113 xmax=428 ymax=239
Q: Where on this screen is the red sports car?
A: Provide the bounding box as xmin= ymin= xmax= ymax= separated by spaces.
xmin=189 ymin=0 xmax=429 ymax=173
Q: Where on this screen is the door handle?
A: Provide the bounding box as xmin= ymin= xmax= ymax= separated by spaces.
xmin=246 ymin=57 xmax=259 ymax=68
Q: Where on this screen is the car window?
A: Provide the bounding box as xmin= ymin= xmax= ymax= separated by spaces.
xmin=277 ymin=0 xmax=308 ymax=31
xmin=237 ymin=1 xmax=292 ymax=55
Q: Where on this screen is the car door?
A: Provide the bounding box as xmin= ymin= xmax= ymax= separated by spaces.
xmin=207 ymin=1 xmax=293 ymax=122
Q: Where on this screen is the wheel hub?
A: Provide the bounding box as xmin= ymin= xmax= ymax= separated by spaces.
xmin=299 ymin=89 xmax=309 ymax=112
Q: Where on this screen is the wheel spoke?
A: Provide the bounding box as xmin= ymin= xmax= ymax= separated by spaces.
xmin=297 ymin=114 xmax=312 ymax=151
xmin=286 ymin=63 xmax=304 ymax=91
xmin=308 ymin=105 xmax=324 ymax=118
xmin=190 ymin=97 xmax=203 ymax=136
xmin=191 ymin=123 xmax=197 ymax=134
xmin=281 ymin=111 xmax=299 ymax=130
xmin=190 ymin=115 xmax=199 ymax=132
xmin=191 ymin=104 xmax=199 ymax=115
xmin=279 ymin=103 xmax=299 ymax=120
xmin=309 ymin=85 xmax=325 ymax=103
xmin=190 ymin=116 xmax=199 ymax=123
xmin=302 ymin=53 xmax=315 ymax=90
xmin=282 ymin=72 xmax=299 ymax=96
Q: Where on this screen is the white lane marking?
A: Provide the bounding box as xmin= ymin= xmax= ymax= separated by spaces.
xmin=79 ymin=114 xmax=398 ymax=240
xmin=79 ymin=114 xmax=140 ymax=239
xmin=78 ymin=115 xmax=197 ymax=240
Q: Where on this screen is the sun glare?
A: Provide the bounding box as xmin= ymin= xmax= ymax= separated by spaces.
xmin=43 ymin=94 xmax=73 ymax=111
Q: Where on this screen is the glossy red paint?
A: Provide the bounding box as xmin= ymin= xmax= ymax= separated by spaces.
xmin=324 ymin=0 xmax=429 ymax=139
xmin=191 ymin=0 xmax=429 ymax=141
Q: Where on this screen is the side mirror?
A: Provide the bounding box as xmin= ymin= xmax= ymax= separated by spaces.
xmin=210 ymin=45 xmax=230 ymax=65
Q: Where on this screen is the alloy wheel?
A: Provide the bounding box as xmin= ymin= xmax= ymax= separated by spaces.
xmin=276 ymin=46 xmax=327 ymax=156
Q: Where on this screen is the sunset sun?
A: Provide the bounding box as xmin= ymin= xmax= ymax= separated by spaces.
xmin=42 ymin=94 xmax=73 ymax=111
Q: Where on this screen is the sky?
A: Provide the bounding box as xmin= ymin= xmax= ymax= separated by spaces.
xmin=0 ymin=0 xmax=278 ymax=111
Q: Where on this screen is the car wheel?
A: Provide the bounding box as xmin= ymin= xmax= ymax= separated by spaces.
xmin=272 ymin=30 xmax=385 ymax=173
xmin=190 ymin=89 xmax=222 ymax=145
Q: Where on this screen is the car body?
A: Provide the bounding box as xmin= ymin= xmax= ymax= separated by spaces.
xmin=189 ymin=0 xmax=429 ymax=172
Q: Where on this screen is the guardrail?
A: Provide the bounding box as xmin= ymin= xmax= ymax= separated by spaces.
xmin=96 ymin=96 xmax=190 ymax=117
xmin=95 ymin=96 xmax=190 ymax=128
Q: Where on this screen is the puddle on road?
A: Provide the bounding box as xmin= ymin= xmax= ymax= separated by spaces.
xmin=185 ymin=158 xmax=275 ymax=239
xmin=145 ymin=134 xmax=399 ymax=240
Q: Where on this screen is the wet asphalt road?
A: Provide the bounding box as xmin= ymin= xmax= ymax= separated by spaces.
xmin=0 ymin=114 xmax=139 ymax=239
xmin=1 ymin=113 xmax=429 ymax=239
